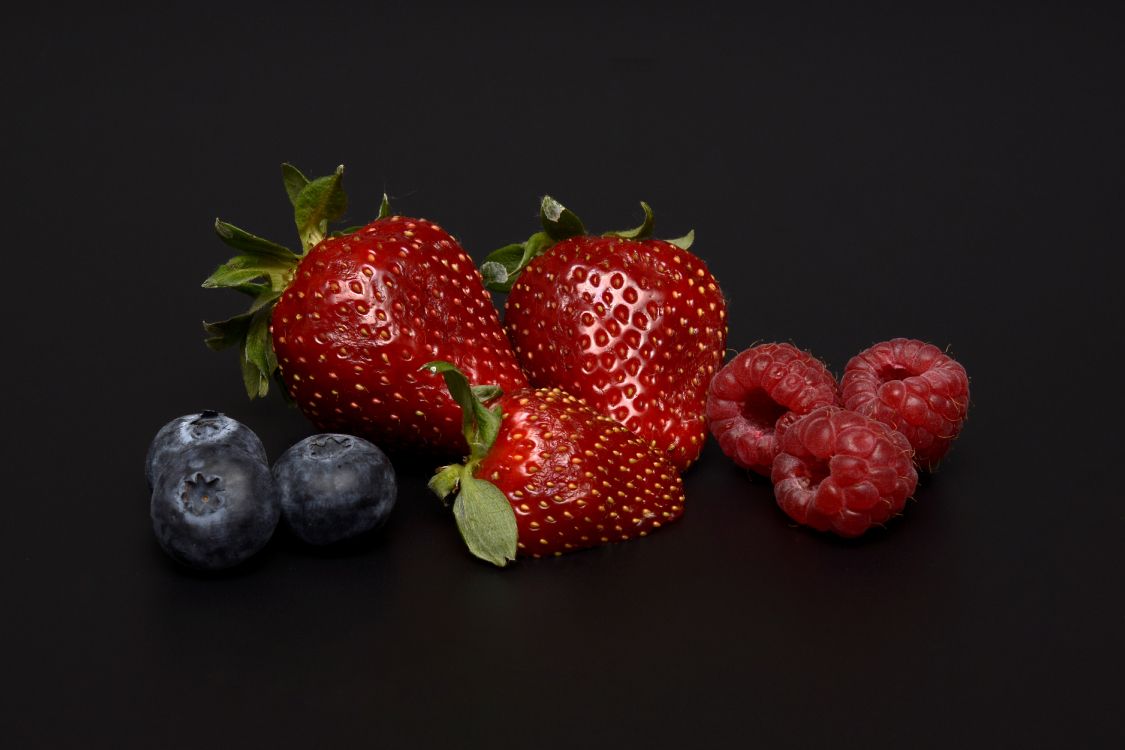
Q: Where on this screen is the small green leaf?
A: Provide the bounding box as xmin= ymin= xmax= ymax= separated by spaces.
xmin=421 ymin=361 xmax=503 ymax=460
xmin=540 ymin=195 xmax=586 ymax=241
xmin=471 ymin=384 xmax=503 ymax=402
xmin=214 ymin=219 xmax=299 ymax=260
xmin=377 ymin=193 xmax=392 ymax=219
xmin=524 ymin=232 xmax=555 ymax=261
xmin=202 ymin=265 xmax=271 ymax=289
xmin=605 ymin=201 xmax=655 ymax=240
xmin=202 ymin=255 xmax=293 ymax=292
xmin=203 ymin=312 xmax=252 ymax=351
xmin=228 ymin=281 xmax=272 ymax=297
xmin=331 ymin=225 xmax=365 ymax=238
xmin=480 ymin=232 xmax=556 ymax=292
xmin=479 ymin=243 xmax=525 ymax=292
xmin=227 ymin=305 xmax=277 ymax=399
xmin=453 ymin=477 xmax=518 ymax=567
xmin=248 ymin=289 xmax=282 ymax=313
xmin=246 ymin=305 xmax=277 ymax=376
xmin=281 ymin=163 xmax=309 ymax=207
xmin=240 ymin=347 xmax=269 ymax=398
xmin=479 ymin=260 xmax=510 ymax=289
xmin=294 ymin=165 xmax=348 ymax=251
xmin=428 ymin=464 xmax=463 ymax=501
xmin=667 ymin=229 xmax=695 ymax=250
xmin=422 ymin=360 xmax=475 ymax=434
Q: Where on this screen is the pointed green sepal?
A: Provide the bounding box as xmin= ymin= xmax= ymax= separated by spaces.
xmin=234 ymin=305 xmax=277 ymax=399
xmin=203 ymin=312 xmax=253 ymax=352
xmin=452 ymin=476 xmax=518 ymax=567
xmin=207 ymin=163 xmax=361 ymax=402
xmin=294 ymin=164 xmax=348 ymax=251
xmin=540 ymin=195 xmax=586 ymax=241
xmin=480 ymin=231 xmax=554 ymax=292
xmin=281 ymin=163 xmax=310 ymax=207
xmin=377 ymin=193 xmax=392 ymax=219
xmin=667 ymin=229 xmax=695 ymax=250
xmin=604 ymin=201 xmax=655 ymax=240
xmin=471 ymin=384 xmax=503 ymax=402
xmin=202 ymin=254 xmax=295 ymax=293
xmin=428 ymin=464 xmax=463 ymax=502
xmin=422 ymin=361 xmax=518 ymax=567
xmin=214 ymin=219 xmax=299 ymax=261
xmin=205 ymin=293 xmax=281 ymax=397
xmin=420 ymin=361 xmax=503 ymax=461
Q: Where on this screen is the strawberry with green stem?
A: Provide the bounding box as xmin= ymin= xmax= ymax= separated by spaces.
xmin=480 ymin=197 xmax=727 ymax=471
xmin=203 ymin=164 xmax=527 ymax=458
xmin=425 ymin=361 xmax=686 ymax=566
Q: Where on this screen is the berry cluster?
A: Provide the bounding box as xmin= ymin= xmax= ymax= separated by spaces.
xmin=707 ymin=339 xmax=969 ymax=537
xmin=176 ymin=163 xmax=972 ymax=570
xmin=200 ymin=171 xmax=723 ymax=567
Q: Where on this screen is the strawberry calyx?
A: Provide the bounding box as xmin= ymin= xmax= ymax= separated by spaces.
xmin=422 ymin=361 xmax=518 ymax=567
xmin=203 ymin=163 xmax=392 ymax=398
xmin=479 ymin=196 xmax=695 ymax=292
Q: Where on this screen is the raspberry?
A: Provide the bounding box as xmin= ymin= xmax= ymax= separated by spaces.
xmin=771 ymin=406 xmax=918 ymax=537
xmin=706 ymin=343 xmax=840 ymax=475
xmin=841 ymin=338 xmax=969 ymax=471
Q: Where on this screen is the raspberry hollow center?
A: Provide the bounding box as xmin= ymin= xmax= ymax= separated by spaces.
xmin=799 ymin=456 xmax=831 ymax=488
xmin=740 ymin=389 xmax=789 ymax=432
xmin=877 ymin=364 xmax=915 ymax=382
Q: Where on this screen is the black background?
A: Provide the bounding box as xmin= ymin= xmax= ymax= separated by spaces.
xmin=4 ymin=2 xmax=1123 ymax=747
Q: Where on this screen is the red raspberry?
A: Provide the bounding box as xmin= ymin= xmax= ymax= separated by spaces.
xmin=706 ymin=343 xmax=840 ymax=475
xmin=841 ymin=338 xmax=969 ymax=471
xmin=771 ymin=406 xmax=918 ymax=537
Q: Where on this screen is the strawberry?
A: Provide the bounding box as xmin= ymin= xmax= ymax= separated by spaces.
xmin=203 ymin=164 xmax=527 ymax=458
xmin=424 ymin=361 xmax=685 ymax=566
xmin=480 ymin=198 xmax=727 ymax=471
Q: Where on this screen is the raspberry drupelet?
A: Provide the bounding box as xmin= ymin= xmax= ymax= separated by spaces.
xmin=771 ymin=406 xmax=918 ymax=537
xmin=706 ymin=343 xmax=840 ymax=475
xmin=841 ymin=338 xmax=969 ymax=471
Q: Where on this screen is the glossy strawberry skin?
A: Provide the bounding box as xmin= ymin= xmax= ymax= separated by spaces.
xmin=473 ymin=387 xmax=685 ymax=557
xmin=503 ymin=236 xmax=727 ymax=471
xmin=272 ymin=216 xmax=527 ymax=457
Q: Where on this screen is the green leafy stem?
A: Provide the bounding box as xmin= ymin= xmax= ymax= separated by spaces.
xmin=202 ymin=163 xmax=391 ymax=398
xmin=422 ymin=361 xmax=518 ymax=567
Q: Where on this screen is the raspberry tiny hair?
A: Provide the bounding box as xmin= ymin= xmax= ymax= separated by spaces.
xmin=841 ymin=338 xmax=969 ymax=471
xmin=706 ymin=342 xmax=840 ymax=475
xmin=771 ymin=406 xmax=918 ymax=537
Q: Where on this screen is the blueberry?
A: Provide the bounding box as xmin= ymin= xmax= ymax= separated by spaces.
xmin=151 ymin=444 xmax=280 ymax=570
xmin=273 ymin=434 xmax=397 ymax=545
xmin=145 ymin=411 xmax=267 ymax=489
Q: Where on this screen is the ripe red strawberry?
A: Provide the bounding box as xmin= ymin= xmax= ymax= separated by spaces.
xmin=480 ymin=198 xmax=727 ymax=471
xmin=203 ymin=164 xmax=526 ymax=457
xmin=771 ymin=406 xmax=918 ymax=537
xmin=841 ymin=338 xmax=970 ymax=471
xmin=424 ymin=362 xmax=685 ymax=565
xmin=706 ymin=342 xmax=840 ymax=475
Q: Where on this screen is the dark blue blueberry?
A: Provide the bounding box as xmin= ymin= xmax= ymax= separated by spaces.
xmin=145 ymin=411 xmax=267 ymax=489
xmin=151 ymin=444 xmax=279 ymax=570
xmin=273 ymin=434 xmax=396 ymax=545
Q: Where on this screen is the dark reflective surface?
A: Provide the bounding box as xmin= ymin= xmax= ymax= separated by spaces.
xmin=5 ymin=3 xmax=1123 ymax=747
